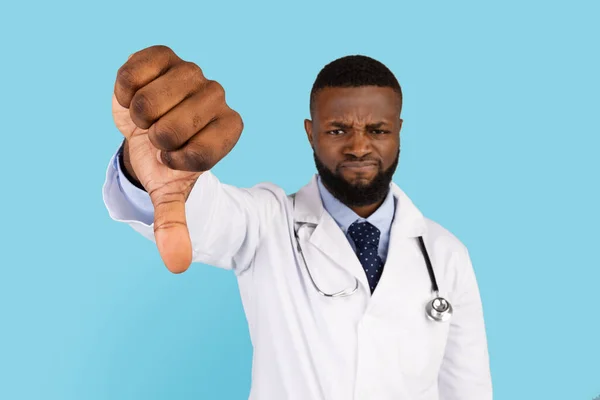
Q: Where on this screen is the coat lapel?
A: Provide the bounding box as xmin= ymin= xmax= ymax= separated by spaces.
xmin=292 ymin=175 xmax=430 ymax=300
xmin=365 ymin=183 xmax=429 ymax=312
xmin=293 ymin=175 xmax=371 ymax=294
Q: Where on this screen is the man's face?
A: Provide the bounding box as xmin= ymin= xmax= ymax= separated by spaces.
xmin=305 ymin=86 xmax=403 ymax=207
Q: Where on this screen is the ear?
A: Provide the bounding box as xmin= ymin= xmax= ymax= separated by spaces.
xmin=304 ymin=119 xmax=314 ymax=147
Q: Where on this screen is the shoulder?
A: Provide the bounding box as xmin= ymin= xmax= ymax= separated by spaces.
xmin=393 ymin=184 xmax=468 ymax=256
xmin=422 ymin=216 xmax=473 ymax=275
xmin=198 ymin=171 xmax=290 ymax=202
xmin=423 ymin=217 xmax=468 ymax=254
xmin=247 ymin=179 xmax=290 ymax=201
xmin=421 ymin=216 xmax=482 ymax=299
xmin=192 ymin=172 xmax=292 ymax=225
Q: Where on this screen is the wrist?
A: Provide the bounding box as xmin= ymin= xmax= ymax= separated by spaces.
xmin=119 ymin=139 xmax=145 ymax=191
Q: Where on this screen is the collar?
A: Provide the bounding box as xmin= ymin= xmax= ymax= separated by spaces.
xmin=293 ymin=174 xmax=427 ymax=238
xmin=316 ymin=175 xmax=395 ymax=235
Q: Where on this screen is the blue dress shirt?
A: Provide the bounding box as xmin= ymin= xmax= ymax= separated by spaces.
xmin=316 ymin=176 xmax=396 ymax=264
xmin=114 ymin=143 xmax=396 ymax=263
xmin=114 ymin=143 xmax=154 ymax=225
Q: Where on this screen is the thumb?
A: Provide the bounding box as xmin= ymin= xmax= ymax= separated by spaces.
xmin=151 ymin=191 xmax=192 ymax=274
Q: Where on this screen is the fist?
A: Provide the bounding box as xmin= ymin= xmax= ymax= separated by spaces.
xmin=112 ymin=45 xmax=244 ymax=273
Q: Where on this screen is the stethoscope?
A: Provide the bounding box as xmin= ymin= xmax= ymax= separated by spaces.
xmin=293 ymin=222 xmax=453 ymax=323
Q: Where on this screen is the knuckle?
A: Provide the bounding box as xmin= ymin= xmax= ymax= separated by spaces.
xmin=182 ymin=61 xmax=205 ymax=87
xmin=152 ymin=122 xmax=180 ymax=151
xmin=131 ymin=92 xmax=155 ymax=122
xmin=116 ymin=66 xmax=137 ymax=90
xmin=151 ymin=44 xmax=175 ymax=57
xmin=231 ymin=110 xmax=244 ymax=133
xmin=223 ymin=108 xmax=243 ymax=134
xmin=206 ymin=79 xmax=225 ymax=101
xmin=183 ymin=61 xmax=203 ymax=77
xmin=184 ymin=147 xmax=213 ymax=172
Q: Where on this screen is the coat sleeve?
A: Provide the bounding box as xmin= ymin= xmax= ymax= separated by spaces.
xmin=101 ymin=143 xmax=284 ymax=275
xmin=437 ymin=246 xmax=493 ymax=400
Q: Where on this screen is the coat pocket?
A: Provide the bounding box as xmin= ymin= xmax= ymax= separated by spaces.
xmin=397 ymin=318 xmax=451 ymax=381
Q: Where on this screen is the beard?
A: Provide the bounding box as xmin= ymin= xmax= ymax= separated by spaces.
xmin=313 ymin=146 xmax=400 ymax=208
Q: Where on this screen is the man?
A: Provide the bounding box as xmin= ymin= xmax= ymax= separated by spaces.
xmin=103 ymin=45 xmax=493 ymax=400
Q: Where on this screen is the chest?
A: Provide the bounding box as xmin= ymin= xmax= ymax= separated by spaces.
xmin=244 ymin=218 xmax=453 ymax=380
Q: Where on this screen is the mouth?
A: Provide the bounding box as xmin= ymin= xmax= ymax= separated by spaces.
xmin=339 ymin=161 xmax=378 ymax=172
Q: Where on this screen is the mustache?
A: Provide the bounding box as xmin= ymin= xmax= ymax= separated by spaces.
xmin=338 ymin=155 xmax=381 ymax=163
xmin=337 ymin=156 xmax=382 ymax=169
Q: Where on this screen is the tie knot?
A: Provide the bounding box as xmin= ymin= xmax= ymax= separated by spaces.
xmin=348 ymin=221 xmax=381 ymax=248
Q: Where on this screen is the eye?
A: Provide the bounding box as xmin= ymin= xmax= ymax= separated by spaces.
xmin=327 ymin=129 xmax=345 ymax=135
xmin=372 ymin=129 xmax=388 ymax=135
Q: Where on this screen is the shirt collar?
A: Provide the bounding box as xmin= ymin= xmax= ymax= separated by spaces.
xmin=316 ymin=175 xmax=396 ymax=234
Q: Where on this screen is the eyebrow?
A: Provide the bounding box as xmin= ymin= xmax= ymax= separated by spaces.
xmin=328 ymin=121 xmax=389 ymax=129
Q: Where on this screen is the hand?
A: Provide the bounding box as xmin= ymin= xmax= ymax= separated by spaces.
xmin=112 ymin=45 xmax=244 ymax=274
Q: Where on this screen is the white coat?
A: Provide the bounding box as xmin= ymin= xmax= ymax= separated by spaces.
xmin=102 ymin=152 xmax=493 ymax=400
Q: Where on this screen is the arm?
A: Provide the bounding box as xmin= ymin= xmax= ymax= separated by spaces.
xmin=103 ymin=142 xmax=282 ymax=275
xmin=437 ymin=247 xmax=493 ymax=400
xmin=109 ymin=45 xmax=263 ymax=273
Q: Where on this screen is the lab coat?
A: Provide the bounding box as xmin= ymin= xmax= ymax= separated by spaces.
xmin=102 ymin=151 xmax=493 ymax=400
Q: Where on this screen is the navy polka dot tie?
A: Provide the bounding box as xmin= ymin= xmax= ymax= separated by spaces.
xmin=347 ymin=221 xmax=384 ymax=294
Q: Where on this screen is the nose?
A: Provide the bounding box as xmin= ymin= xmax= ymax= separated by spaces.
xmin=344 ymin=131 xmax=372 ymax=159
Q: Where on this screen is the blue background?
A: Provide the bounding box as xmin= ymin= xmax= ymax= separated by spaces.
xmin=1 ymin=0 xmax=598 ymax=399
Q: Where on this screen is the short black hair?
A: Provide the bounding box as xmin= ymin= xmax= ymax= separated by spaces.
xmin=309 ymin=55 xmax=402 ymax=116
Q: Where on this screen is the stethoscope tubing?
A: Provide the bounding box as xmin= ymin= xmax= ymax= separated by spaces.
xmin=293 ymin=223 xmax=360 ymax=297
xmin=294 ymin=222 xmax=439 ymax=296
xmin=290 ymin=194 xmax=451 ymax=322
xmin=293 ymin=220 xmax=453 ymax=322
xmin=417 ymin=236 xmax=439 ymax=293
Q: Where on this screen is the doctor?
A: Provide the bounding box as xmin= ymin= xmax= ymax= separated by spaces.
xmin=103 ymin=45 xmax=493 ymax=400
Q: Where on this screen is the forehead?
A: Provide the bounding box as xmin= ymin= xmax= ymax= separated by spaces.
xmin=312 ymin=86 xmax=400 ymax=121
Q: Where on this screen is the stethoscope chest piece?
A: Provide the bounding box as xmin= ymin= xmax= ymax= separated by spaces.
xmin=426 ymin=296 xmax=453 ymax=322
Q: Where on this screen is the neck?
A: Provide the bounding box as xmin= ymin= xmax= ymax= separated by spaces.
xmin=349 ymin=198 xmax=385 ymax=219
